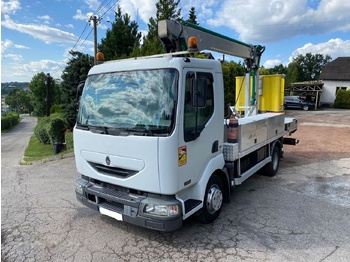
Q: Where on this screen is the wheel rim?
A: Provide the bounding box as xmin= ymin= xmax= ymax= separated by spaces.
xmin=206 ymin=184 xmax=223 ymax=214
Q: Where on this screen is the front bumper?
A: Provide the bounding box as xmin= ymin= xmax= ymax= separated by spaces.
xmin=75 ymin=176 xmax=183 ymax=232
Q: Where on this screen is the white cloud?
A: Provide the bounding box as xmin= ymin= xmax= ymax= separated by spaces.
xmin=181 ymin=0 xmax=216 ymax=23
xmin=116 ymin=0 xmax=216 ymax=29
xmin=119 ymin=0 xmax=157 ymax=26
xmin=1 ymin=0 xmax=21 ymax=14
xmin=2 ymin=53 xmax=23 ymax=61
xmin=1 ymin=39 xmax=30 ymax=54
xmin=13 ymin=43 xmax=28 ymax=49
xmin=290 ymin=38 xmax=350 ymax=61
xmin=65 ymin=24 xmax=74 ymax=29
xmin=1 ymin=59 xmax=63 ymax=82
xmin=263 ymin=59 xmax=283 ymax=68
xmin=2 ymin=15 xmax=79 ymax=44
xmin=206 ymin=0 xmax=350 ymax=43
xmin=84 ymin=0 xmax=101 ymax=10
xmin=21 ymin=60 xmax=61 ymax=73
xmin=37 ymin=15 xmax=52 ymax=21
xmin=73 ymin=9 xmax=93 ymax=21
xmin=98 ymin=23 xmax=108 ymax=30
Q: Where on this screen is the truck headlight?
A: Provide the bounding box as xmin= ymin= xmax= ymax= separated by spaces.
xmin=144 ymin=204 xmax=179 ymax=216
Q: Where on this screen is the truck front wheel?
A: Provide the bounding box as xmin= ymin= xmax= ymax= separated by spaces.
xmin=197 ymin=175 xmax=223 ymax=223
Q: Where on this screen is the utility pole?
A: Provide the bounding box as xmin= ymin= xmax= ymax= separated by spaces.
xmin=46 ymin=73 xmax=52 ymax=117
xmin=89 ymin=15 xmax=102 ymax=65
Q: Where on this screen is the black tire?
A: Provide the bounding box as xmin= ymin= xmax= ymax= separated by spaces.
xmin=197 ymin=175 xmax=223 ymax=224
xmin=263 ymin=144 xmax=280 ymax=177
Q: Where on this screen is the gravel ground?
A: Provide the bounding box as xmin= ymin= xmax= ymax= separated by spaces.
xmin=2 ymin=112 xmax=350 ymax=262
xmin=281 ymin=109 xmax=350 ymax=168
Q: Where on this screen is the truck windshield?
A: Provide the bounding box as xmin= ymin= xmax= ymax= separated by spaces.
xmin=77 ymin=68 xmax=178 ymax=134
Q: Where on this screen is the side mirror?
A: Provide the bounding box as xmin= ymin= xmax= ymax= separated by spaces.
xmin=76 ymin=81 xmax=85 ymax=102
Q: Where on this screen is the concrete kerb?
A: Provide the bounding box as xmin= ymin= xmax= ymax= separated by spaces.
xmin=20 ymin=152 xmax=75 ymax=165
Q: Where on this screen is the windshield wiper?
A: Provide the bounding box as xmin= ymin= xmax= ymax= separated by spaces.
xmin=88 ymin=125 xmax=109 ymax=134
xmin=126 ymin=127 xmax=154 ymax=136
xmin=76 ymin=123 xmax=89 ymax=130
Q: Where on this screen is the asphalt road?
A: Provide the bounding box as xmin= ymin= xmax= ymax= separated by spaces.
xmin=1 ymin=113 xmax=350 ymax=262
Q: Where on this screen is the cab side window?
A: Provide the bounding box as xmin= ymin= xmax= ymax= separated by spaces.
xmin=184 ymin=72 xmax=214 ymax=141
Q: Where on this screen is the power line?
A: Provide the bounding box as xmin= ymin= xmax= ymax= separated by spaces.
xmin=96 ymin=0 xmax=109 ymax=14
xmin=51 ymin=0 xmax=119 ymax=78
xmin=51 ymin=23 xmax=91 ymax=78
xmin=98 ymin=0 xmax=119 ymax=18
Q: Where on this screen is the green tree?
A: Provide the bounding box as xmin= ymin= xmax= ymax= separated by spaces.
xmin=285 ymin=62 xmax=300 ymax=87
xmin=98 ymin=6 xmax=142 ymax=60
xmin=27 ymin=72 xmax=60 ymax=116
xmin=261 ymin=64 xmax=287 ymax=75
xmin=50 ymin=78 xmax=62 ymax=113
xmin=187 ymin=6 xmax=199 ymax=25
xmin=270 ymin=64 xmax=287 ymax=75
xmin=222 ymin=61 xmax=245 ymax=107
xmin=334 ymin=89 xmax=350 ymax=109
xmin=61 ymin=51 xmax=94 ymax=130
xmin=28 ymin=73 xmax=47 ymax=116
xmin=4 ymin=88 xmax=20 ymax=112
xmin=18 ymin=90 xmax=33 ymax=114
xmin=140 ymin=0 xmax=182 ymax=56
xmin=291 ymin=53 xmax=332 ymax=81
xmin=259 ymin=67 xmax=271 ymax=75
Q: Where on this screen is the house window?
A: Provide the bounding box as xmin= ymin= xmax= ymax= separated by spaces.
xmin=336 ymin=86 xmax=347 ymax=94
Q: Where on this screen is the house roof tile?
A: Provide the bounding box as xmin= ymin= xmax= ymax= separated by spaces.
xmin=320 ymin=57 xmax=350 ymax=81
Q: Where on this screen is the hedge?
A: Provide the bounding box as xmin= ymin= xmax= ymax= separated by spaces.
xmin=334 ymin=89 xmax=350 ymax=109
xmin=65 ymin=132 xmax=74 ymax=150
xmin=34 ymin=117 xmax=51 ymax=144
xmin=1 ymin=113 xmax=20 ymax=131
xmin=34 ymin=114 xmax=67 ymax=144
xmin=47 ymin=115 xmax=66 ymax=144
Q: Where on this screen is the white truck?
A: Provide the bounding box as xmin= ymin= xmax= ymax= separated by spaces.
xmin=74 ymin=20 xmax=298 ymax=231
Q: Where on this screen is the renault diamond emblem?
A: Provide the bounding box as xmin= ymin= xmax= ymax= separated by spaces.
xmin=105 ymin=156 xmax=111 ymax=165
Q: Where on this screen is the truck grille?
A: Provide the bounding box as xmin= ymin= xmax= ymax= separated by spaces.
xmin=88 ymin=162 xmax=138 ymax=178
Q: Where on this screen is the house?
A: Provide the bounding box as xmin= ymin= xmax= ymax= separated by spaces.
xmin=319 ymin=57 xmax=350 ymax=107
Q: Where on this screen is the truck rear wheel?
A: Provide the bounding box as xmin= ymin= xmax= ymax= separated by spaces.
xmin=197 ymin=175 xmax=223 ymax=223
xmin=263 ymin=144 xmax=280 ymax=177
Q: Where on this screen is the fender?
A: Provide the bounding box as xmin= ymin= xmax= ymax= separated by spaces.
xmin=176 ymin=153 xmax=227 ymax=219
xmin=271 ymin=138 xmax=282 ymax=155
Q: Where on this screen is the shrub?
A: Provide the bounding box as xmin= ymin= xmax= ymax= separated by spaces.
xmin=334 ymin=89 xmax=350 ymax=109
xmin=50 ymin=104 xmax=63 ymax=114
xmin=1 ymin=113 xmax=20 ymax=131
xmin=65 ymin=131 xmax=74 ymax=150
xmin=34 ymin=117 xmax=51 ymax=144
xmin=34 ymin=114 xmax=67 ymax=144
xmin=47 ymin=115 xmax=66 ymax=144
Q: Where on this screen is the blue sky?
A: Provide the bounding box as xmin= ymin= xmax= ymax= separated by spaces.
xmin=1 ymin=0 xmax=350 ymax=83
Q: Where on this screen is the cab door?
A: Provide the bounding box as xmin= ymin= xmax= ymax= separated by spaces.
xmin=178 ymin=70 xmax=219 ymax=189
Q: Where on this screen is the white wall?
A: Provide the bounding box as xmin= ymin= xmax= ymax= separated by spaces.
xmin=320 ymin=80 xmax=350 ymax=105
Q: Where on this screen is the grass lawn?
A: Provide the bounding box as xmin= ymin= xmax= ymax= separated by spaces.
xmin=22 ymin=135 xmax=73 ymax=163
